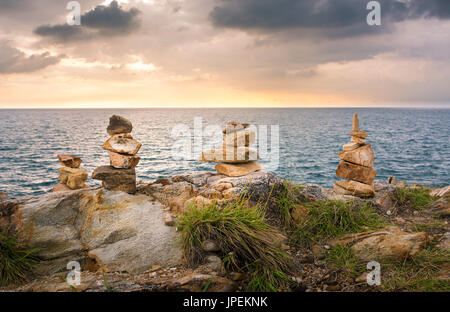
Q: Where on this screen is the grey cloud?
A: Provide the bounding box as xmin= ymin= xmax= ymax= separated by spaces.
xmin=34 ymin=1 xmax=141 ymax=42
xmin=0 ymin=0 xmax=27 ymax=10
xmin=0 ymin=41 xmax=61 ymax=74
xmin=210 ymin=0 xmax=450 ymax=37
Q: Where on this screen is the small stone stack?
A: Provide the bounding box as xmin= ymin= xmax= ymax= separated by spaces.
xmin=92 ymin=115 xmax=141 ymax=194
xmin=53 ymin=155 xmax=88 ymax=192
xmin=199 ymin=121 xmax=262 ymax=177
xmin=334 ymin=114 xmax=376 ymax=197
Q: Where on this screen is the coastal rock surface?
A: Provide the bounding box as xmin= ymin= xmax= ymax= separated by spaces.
xmin=0 ymin=189 xmax=182 ymax=274
xmin=138 ymin=171 xmax=282 ymax=212
xmin=331 ymin=226 xmax=428 ymax=260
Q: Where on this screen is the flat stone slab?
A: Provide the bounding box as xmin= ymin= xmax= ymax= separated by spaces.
xmin=222 ymin=121 xmax=250 ymax=134
xmin=335 ymin=180 xmax=375 ymax=197
xmin=338 ymin=144 xmax=374 ymax=168
xmin=92 ymin=166 xmax=136 ymax=194
xmin=199 ymin=146 xmax=259 ymax=163
xmin=102 ymin=134 xmax=142 ymax=155
xmin=109 ymin=151 xmax=140 ymax=169
xmin=215 ymin=161 xmax=262 ymax=177
xmin=336 ymin=161 xmax=377 ymax=185
xmin=57 ymin=155 xmax=81 ymax=168
xmin=223 ymin=129 xmax=256 ymax=147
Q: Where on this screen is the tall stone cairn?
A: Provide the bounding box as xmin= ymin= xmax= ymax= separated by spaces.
xmin=199 ymin=121 xmax=262 ymax=177
xmin=92 ymin=115 xmax=141 ymax=194
xmin=334 ymin=113 xmax=376 ymax=197
xmin=52 ymin=154 xmax=89 ymax=192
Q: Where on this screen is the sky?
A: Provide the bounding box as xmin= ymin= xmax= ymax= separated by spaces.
xmin=1 ymin=0 xmax=450 ymax=108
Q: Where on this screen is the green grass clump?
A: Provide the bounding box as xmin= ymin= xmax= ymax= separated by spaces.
xmin=177 ymin=197 xmax=294 ymax=292
xmin=326 ymin=245 xmax=366 ymax=278
xmin=290 ymin=200 xmax=386 ymax=248
xmin=381 ymin=242 xmax=450 ymax=292
xmin=0 ymin=229 xmax=38 ymax=286
xmin=390 ymin=186 xmax=436 ymax=211
xmin=275 ymin=180 xmax=305 ymax=228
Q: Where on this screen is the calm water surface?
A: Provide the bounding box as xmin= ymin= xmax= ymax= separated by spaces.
xmin=0 ymin=108 xmax=448 ymax=197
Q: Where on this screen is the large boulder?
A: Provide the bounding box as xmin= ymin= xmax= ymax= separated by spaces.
xmin=0 ymin=189 xmax=182 ymax=274
xmin=331 ymin=226 xmax=427 ymax=260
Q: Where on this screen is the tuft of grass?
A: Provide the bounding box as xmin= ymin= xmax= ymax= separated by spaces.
xmin=274 ymin=180 xmax=306 ymax=228
xmin=325 ymin=245 xmax=366 ymax=278
xmin=246 ymin=266 xmax=293 ymax=292
xmin=177 ymin=196 xmax=294 ymax=292
xmin=380 ymin=242 xmax=450 ymax=292
xmin=103 ymin=274 xmax=112 ymax=292
xmin=390 ymin=186 xmax=436 ymax=211
xmin=0 ymin=229 xmax=39 ymax=286
xmin=289 ymin=200 xmax=386 ymax=248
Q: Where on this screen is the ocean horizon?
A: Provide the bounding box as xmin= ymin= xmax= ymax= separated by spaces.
xmin=0 ymin=107 xmax=449 ymax=198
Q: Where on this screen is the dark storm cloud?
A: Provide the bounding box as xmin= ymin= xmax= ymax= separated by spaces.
xmin=0 ymin=41 xmax=61 ymax=74
xmin=34 ymin=24 xmax=87 ymax=42
xmin=34 ymin=1 xmax=141 ymax=42
xmin=210 ymin=0 xmax=450 ymax=37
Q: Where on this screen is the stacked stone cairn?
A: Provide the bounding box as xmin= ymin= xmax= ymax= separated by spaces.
xmin=199 ymin=121 xmax=262 ymax=177
xmin=92 ymin=115 xmax=141 ymax=194
xmin=334 ymin=113 xmax=376 ymax=197
xmin=52 ymin=155 xmax=88 ymax=192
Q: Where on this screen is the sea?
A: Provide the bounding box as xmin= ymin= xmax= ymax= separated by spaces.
xmin=0 ymin=108 xmax=449 ymax=198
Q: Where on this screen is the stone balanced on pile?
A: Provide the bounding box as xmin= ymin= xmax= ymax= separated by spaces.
xmin=334 ymin=113 xmax=376 ymax=197
xmin=199 ymin=121 xmax=262 ymax=177
xmin=52 ymin=155 xmax=88 ymax=192
xmin=92 ymin=115 xmax=141 ymax=194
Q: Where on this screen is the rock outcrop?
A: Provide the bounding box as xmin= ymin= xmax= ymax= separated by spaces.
xmin=0 ymin=188 xmax=182 ymax=275
xmin=199 ymin=121 xmax=262 ymax=177
xmin=330 ymin=226 xmax=428 ymax=260
xmin=92 ymin=116 xmax=141 ymax=194
xmin=334 ymin=114 xmax=376 ymax=197
xmin=138 ymin=171 xmax=282 ymax=213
